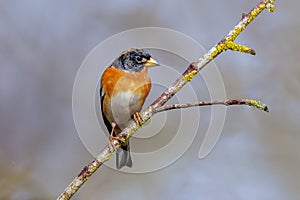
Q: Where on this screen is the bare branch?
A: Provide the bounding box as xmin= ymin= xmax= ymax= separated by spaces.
xmin=57 ymin=1 xmax=275 ymax=199
xmin=154 ymin=99 xmax=269 ymax=113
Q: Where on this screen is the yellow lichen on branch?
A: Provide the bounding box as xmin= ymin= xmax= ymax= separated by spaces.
xmin=246 ymin=99 xmax=269 ymax=112
xmin=209 ymin=0 xmax=275 ymax=59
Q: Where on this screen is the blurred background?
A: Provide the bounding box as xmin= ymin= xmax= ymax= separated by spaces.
xmin=1 ymin=0 xmax=299 ymax=199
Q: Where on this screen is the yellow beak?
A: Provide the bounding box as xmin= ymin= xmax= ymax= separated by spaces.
xmin=144 ymin=57 xmax=159 ymax=67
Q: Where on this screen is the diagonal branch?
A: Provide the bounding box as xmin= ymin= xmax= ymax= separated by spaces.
xmin=57 ymin=1 xmax=275 ymax=199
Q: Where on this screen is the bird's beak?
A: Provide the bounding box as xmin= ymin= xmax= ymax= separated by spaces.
xmin=144 ymin=57 xmax=159 ymax=67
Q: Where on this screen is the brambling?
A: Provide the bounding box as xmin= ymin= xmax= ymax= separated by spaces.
xmin=100 ymin=48 xmax=159 ymax=169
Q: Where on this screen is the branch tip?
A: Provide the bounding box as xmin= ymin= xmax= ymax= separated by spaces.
xmin=242 ymin=12 xmax=248 ymax=19
xmin=266 ymin=0 xmax=275 ymax=12
xmin=248 ymin=49 xmax=256 ymax=55
xmin=225 ymin=41 xmax=256 ymax=55
xmin=246 ymin=99 xmax=269 ymax=112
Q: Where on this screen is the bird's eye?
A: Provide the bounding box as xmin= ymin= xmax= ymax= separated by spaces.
xmin=136 ymin=56 xmax=143 ymax=62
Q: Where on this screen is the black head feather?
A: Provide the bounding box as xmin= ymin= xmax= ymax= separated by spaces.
xmin=112 ymin=48 xmax=154 ymax=72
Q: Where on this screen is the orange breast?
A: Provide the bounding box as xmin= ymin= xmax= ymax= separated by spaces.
xmin=101 ymin=66 xmax=151 ymax=99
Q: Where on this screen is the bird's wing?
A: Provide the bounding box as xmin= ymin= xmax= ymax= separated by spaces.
xmin=100 ymin=86 xmax=112 ymax=134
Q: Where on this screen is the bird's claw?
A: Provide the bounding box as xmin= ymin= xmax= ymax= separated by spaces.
xmin=108 ymin=122 xmax=124 ymax=148
xmin=133 ymin=112 xmax=143 ymax=126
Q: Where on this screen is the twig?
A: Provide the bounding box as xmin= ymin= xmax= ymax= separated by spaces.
xmin=57 ymin=1 xmax=275 ymax=199
xmin=154 ymin=99 xmax=269 ymax=113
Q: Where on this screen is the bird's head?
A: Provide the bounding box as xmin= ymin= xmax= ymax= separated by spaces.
xmin=112 ymin=48 xmax=159 ymax=72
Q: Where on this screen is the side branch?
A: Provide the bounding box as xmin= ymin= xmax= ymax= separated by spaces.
xmin=57 ymin=1 xmax=275 ymax=199
xmin=154 ymin=99 xmax=269 ymax=113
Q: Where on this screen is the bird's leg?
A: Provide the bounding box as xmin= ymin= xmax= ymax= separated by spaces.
xmin=109 ymin=122 xmax=117 ymax=143
xmin=133 ymin=112 xmax=143 ymax=126
xmin=109 ymin=122 xmax=126 ymax=148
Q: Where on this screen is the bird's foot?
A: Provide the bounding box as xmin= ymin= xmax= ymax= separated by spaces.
xmin=133 ymin=112 xmax=143 ymax=126
xmin=108 ymin=122 xmax=125 ymax=149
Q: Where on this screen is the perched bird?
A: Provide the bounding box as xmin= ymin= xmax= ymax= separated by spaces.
xmin=100 ymin=48 xmax=159 ymax=169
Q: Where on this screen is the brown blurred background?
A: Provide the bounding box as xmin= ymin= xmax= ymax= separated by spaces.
xmin=1 ymin=0 xmax=299 ymax=199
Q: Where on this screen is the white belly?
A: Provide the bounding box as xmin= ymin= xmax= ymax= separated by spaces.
xmin=109 ymin=92 xmax=143 ymax=130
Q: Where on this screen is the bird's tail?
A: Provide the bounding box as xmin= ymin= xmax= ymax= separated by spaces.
xmin=116 ymin=140 xmax=132 ymax=169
